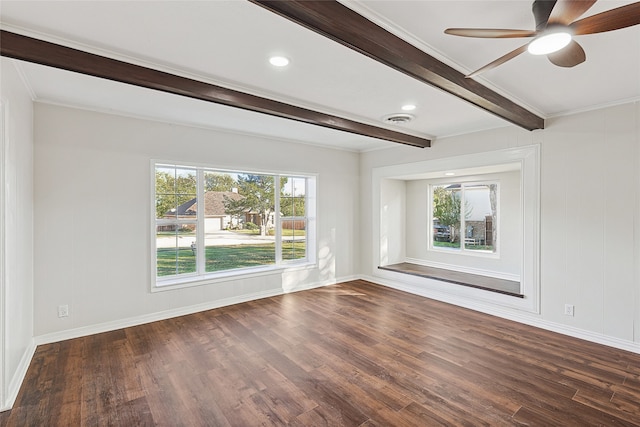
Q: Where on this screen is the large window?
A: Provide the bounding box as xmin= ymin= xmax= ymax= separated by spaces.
xmin=430 ymin=182 xmax=498 ymax=254
xmin=153 ymin=162 xmax=315 ymax=288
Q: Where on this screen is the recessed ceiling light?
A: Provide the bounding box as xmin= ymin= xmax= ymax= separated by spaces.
xmin=401 ymin=104 xmax=416 ymax=111
xmin=269 ymin=56 xmax=290 ymax=67
xmin=444 ymin=172 xmax=456 ymax=176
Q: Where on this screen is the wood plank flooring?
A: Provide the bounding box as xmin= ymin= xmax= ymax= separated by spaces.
xmin=3 ymin=280 xmax=640 ymax=426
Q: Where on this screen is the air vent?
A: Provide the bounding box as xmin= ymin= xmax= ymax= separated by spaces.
xmin=383 ymin=113 xmax=414 ymax=124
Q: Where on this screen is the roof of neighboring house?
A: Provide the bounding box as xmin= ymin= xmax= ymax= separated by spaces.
xmin=170 ymin=191 xmax=244 ymax=217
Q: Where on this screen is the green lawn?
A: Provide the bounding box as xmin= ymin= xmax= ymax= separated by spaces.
xmin=433 ymin=241 xmax=461 ymax=249
xmin=466 ymin=245 xmax=494 ymax=251
xmin=157 ymin=242 xmax=306 ymax=276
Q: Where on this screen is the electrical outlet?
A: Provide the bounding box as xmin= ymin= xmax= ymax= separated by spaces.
xmin=58 ymin=304 xmax=69 ymax=318
xmin=564 ymin=304 xmax=574 ymax=316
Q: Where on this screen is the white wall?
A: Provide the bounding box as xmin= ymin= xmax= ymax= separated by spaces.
xmin=541 ymin=104 xmax=638 ymax=342
xmin=361 ymin=101 xmax=640 ymax=350
xmin=0 ymin=58 xmax=35 ymax=410
xmin=33 ymin=103 xmax=360 ymax=340
xmin=379 ymin=178 xmax=406 ymax=266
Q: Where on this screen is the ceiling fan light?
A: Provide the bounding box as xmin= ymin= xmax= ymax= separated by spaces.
xmin=527 ymin=32 xmax=572 ymax=55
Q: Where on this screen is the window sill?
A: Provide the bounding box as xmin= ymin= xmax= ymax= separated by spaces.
xmin=152 ymin=261 xmax=316 ymax=293
xmin=378 ymin=262 xmax=522 ymax=298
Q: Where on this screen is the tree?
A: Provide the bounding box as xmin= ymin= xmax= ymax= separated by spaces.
xmin=433 ymin=186 xmax=461 ymax=242
xmin=280 ymin=190 xmax=305 ymax=233
xmin=280 ymin=195 xmax=305 ymax=217
xmin=204 ymin=173 xmax=236 ymax=192
xmin=280 ymin=176 xmax=305 ymax=218
xmin=276 ymin=177 xmax=307 ymax=234
xmin=488 ymin=184 xmax=498 ymax=247
xmin=223 ymin=174 xmax=278 ymax=236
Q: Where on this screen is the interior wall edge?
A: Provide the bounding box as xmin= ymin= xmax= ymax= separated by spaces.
xmin=0 ymin=339 xmax=35 ymax=412
xmin=0 ymin=57 xmax=35 ymax=414
xmin=634 ymin=100 xmax=640 ymax=344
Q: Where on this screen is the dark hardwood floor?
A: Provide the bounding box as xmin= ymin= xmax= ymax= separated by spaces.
xmin=3 ymin=280 xmax=640 ymax=426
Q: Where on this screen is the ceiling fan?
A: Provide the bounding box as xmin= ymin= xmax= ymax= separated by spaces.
xmin=445 ymin=0 xmax=640 ymax=78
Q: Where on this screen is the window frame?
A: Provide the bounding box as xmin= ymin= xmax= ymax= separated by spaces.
xmin=428 ymin=180 xmax=500 ymax=258
xmin=278 ymin=175 xmax=309 ymax=264
xmin=151 ymin=160 xmax=317 ymax=292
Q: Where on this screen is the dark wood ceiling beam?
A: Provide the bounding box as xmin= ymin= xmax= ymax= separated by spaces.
xmin=0 ymin=30 xmax=431 ymax=148
xmin=249 ymin=0 xmax=545 ymax=131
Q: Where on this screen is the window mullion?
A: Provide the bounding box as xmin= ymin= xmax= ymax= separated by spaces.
xmin=306 ymin=178 xmax=310 ymax=262
xmin=275 ymin=175 xmax=282 ymax=264
xmin=460 ymin=184 xmax=466 ymax=251
xmin=196 ymin=169 xmax=205 ymax=275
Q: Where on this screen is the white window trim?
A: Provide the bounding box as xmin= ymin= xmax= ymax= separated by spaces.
xmin=428 ymin=180 xmax=500 ymax=259
xmin=0 ymin=99 xmax=6 ymax=408
xmin=150 ymin=160 xmax=317 ymax=292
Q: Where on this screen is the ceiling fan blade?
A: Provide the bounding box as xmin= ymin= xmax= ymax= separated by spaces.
xmin=547 ymin=0 xmax=597 ymax=26
xmin=465 ymin=44 xmax=530 ymax=78
xmin=532 ymin=0 xmax=557 ymax=30
xmin=547 ymin=39 xmax=586 ymax=67
xmin=445 ymin=28 xmax=537 ymax=38
xmin=571 ymin=2 xmax=640 ymax=35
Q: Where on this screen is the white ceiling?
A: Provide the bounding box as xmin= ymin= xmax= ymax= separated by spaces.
xmin=1 ymin=0 xmax=638 ymax=151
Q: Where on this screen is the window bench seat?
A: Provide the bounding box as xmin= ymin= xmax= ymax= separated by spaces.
xmin=378 ymin=262 xmax=523 ymax=298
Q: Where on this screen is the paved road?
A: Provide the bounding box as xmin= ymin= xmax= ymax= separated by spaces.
xmin=156 ymin=230 xmax=303 ymax=248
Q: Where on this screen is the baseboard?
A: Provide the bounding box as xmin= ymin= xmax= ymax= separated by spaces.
xmin=361 ymin=274 xmax=640 ymax=355
xmin=34 ymin=277 xmax=350 ymax=346
xmin=1 ymin=338 xmax=36 ymax=411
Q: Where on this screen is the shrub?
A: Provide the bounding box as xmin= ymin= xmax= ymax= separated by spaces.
xmin=244 ymin=222 xmax=259 ymax=230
